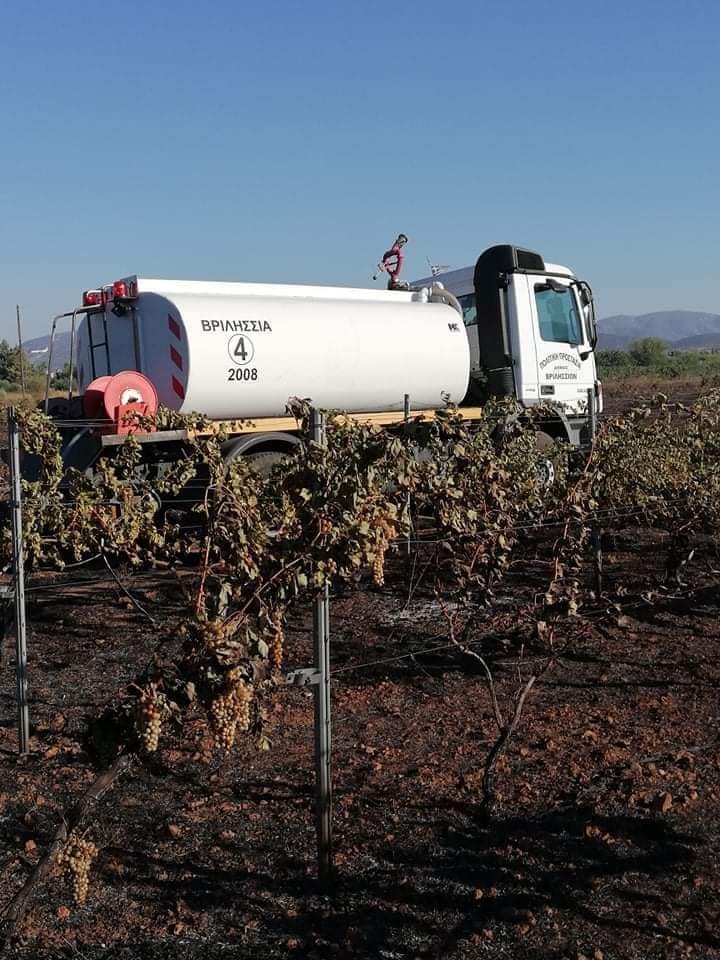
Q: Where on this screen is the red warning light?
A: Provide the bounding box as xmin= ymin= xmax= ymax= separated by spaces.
xmin=111 ymin=279 xmax=138 ymax=300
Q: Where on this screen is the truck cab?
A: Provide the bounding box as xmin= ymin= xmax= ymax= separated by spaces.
xmin=414 ymin=244 xmax=602 ymax=445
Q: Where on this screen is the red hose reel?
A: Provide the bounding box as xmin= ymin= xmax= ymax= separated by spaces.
xmin=83 ymin=371 xmax=159 ymax=433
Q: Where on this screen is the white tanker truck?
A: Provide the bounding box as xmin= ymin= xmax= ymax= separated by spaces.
xmin=40 ymin=244 xmax=600 ymax=478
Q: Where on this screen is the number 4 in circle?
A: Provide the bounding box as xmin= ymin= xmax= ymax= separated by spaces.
xmin=228 ymin=333 xmax=255 ymax=366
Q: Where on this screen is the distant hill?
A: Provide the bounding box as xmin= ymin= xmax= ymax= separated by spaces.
xmin=599 ymin=310 xmax=720 ymax=346
xmin=22 ymin=331 xmax=71 ymax=370
xmin=669 ymin=333 xmax=720 ymax=351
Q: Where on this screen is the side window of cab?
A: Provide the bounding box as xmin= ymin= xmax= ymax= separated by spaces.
xmin=458 ymin=293 xmax=477 ymax=326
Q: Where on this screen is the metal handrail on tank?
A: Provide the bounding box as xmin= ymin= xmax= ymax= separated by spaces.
xmin=44 ymin=313 xmax=67 ymax=414
xmin=43 ymin=305 xmax=101 ymax=413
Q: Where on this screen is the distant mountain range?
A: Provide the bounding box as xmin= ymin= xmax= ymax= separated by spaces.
xmin=17 ymin=310 xmax=720 ymax=372
xmin=598 ymin=311 xmax=720 ymax=351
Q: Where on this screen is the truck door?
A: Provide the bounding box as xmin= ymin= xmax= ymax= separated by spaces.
xmin=526 ymin=276 xmax=595 ymax=414
xmin=457 ymin=293 xmax=483 ymax=401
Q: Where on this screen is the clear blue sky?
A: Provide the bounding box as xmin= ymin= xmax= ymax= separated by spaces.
xmin=1 ymin=0 xmax=718 ymax=339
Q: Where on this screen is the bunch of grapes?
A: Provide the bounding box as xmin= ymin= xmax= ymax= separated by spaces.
xmin=269 ymin=620 xmax=284 ymax=672
xmin=372 ymin=516 xmax=397 ymax=586
xmin=372 ymin=544 xmax=387 ymax=586
xmin=209 ymin=671 xmax=253 ymax=751
xmin=135 ymin=684 xmax=166 ymax=753
xmin=198 ymin=619 xmax=226 ymax=648
xmin=58 ymin=835 xmax=97 ymax=905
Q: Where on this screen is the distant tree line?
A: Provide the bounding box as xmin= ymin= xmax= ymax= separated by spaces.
xmin=598 ymin=337 xmax=720 ymax=380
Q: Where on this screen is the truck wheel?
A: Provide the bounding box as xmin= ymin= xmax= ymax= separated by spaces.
xmin=243 ymin=450 xmax=288 ymax=479
xmin=534 ymin=430 xmax=556 ymax=454
xmin=535 ymin=431 xmax=558 ymax=487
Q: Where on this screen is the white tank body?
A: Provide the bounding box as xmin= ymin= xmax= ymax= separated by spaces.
xmin=76 ymin=279 xmax=470 ymax=420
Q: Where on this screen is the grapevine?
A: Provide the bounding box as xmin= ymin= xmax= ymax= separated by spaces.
xmin=9 ymin=393 xmax=720 ymax=762
xmin=4 ymin=391 xmax=720 ymax=941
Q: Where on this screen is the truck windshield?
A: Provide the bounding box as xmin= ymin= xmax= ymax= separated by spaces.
xmin=535 ymin=285 xmax=581 ymax=345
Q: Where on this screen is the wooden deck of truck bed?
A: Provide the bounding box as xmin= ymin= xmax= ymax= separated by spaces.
xmin=100 ymin=407 xmax=485 ymax=447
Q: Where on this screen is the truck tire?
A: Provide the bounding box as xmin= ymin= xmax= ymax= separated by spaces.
xmin=243 ymin=450 xmax=288 ymax=479
xmin=534 ymin=430 xmax=556 ymax=454
xmin=535 ymin=430 xmax=561 ymax=487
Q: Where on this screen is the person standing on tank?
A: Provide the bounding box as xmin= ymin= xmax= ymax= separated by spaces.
xmin=376 ymin=234 xmax=408 ymax=290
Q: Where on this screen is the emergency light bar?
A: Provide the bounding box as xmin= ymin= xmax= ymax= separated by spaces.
xmin=82 ymin=279 xmax=138 ymax=308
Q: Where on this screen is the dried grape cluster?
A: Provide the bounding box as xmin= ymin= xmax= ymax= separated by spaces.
xmin=210 ymin=669 xmax=253 ymax=751
xmin=198 ymin=619 xmax=227 ymax=648
xmin=58 ymin=835 xmax=97 ymax=905
xmin=372 ymin=516 xmax=397 ymax=586
xmin=134 ymin=684 xmax=167 ymax=753
xmin=269 ymin=620 xmax=284 ymax=672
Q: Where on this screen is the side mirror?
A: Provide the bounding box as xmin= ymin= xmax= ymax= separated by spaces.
xmin=587 ymin=307 xmax=598 ymax=348
xmin=573 ymin=280 xmax=598 ymax=348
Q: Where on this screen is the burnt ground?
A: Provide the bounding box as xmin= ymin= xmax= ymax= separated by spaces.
xmin=0 ymin=529 xmax=719 ymax=960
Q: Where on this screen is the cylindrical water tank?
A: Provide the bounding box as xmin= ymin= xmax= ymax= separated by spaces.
xmin=76 ymin=280 xmax=470 ymax=420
